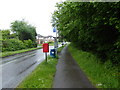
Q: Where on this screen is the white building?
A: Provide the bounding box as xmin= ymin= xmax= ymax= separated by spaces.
xmin=36 ymin=34 xmax=54 ymax=44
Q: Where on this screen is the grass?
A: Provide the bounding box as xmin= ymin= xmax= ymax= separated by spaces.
xmin=49 ymin=42 xmax=54 ymax=46
xmin=68 ymin=44 xmax=119 ymax=88
xmin=17 ymin=45 xmax=65 ymax=88
xmin=38 ymin=42 xmax=54 ymax=46
xmin=57 ymin=45 xmax=66 ymax=53
xmin=38 ymin=43 xmax=54 ymax=46
xmin=17 ymin=56 xmax=57 ymax=88
xmin=1 ymin=47 xmax=42 ymax=58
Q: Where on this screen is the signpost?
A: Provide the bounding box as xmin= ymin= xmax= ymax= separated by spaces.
xmin=53 ymin=27 xmax=58 ymax=55
xmin=43 ymin=43 xmax=49 ymax=62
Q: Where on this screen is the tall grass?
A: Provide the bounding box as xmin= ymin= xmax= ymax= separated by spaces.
xmin=68 ymin=44 xmax=119 ymax=88
xmin=18 ymin=56 xmax=57 ymax=88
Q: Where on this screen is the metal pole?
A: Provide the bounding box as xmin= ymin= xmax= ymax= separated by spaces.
xmin=56 ymin=28 xmax=58 ymax=56
xmin=45 ymin=53 xmax=47 ymax=62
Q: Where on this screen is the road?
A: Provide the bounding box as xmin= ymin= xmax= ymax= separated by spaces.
xmin=0 ymin=46 xmax=55 ymax=89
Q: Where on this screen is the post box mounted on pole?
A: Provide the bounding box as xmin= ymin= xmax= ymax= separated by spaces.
xmin=43 ymin=43 xmax=49 ymax=62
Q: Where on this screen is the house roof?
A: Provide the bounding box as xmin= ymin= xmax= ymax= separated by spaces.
xmin=37 ymin=34 xmax=44 ymax=38
xmin=37 ymin=34 xmax=54 ymax=38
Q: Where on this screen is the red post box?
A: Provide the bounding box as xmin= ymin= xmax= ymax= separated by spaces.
xmin=43 ymin=43 xmax=49 ymax=52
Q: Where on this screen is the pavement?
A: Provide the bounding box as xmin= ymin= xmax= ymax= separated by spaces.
xmin=53 ymin=46 xmax=95 ymax=88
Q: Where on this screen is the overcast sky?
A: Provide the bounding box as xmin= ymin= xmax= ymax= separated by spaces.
xmin=0 ymin=0 xmax=65 ymax=36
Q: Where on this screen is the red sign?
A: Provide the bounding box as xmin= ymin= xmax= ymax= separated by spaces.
xmin=43 ymin=43 xmax=49 ymax=52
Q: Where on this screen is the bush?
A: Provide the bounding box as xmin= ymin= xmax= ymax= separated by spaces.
xmin=2 ymin=39 xmax=37 ymax=52
xmin=33 ymin=42 xmax=37 ymax=47
xmin=109 ymin=39 xmax=120 ymax=65
xmin=23 ymin=39 xmax=34 ymax=48
xmin=2 ymin=39 xmax=26 ymax=52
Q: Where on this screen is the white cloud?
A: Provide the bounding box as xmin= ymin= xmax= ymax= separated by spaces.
xmin=0 ymin=0 xmax=65 ymax=36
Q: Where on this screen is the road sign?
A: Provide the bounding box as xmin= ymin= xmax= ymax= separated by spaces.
xmin=53 ymin=27 xmax=56 ymax=32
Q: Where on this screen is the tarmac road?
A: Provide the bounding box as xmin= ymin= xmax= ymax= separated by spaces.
xmin=0 ymin=46 xmax=54 ymax=88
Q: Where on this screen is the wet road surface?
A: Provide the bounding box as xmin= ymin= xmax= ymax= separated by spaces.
xmin=53 ymin=46 xmax=95 ymax=88
xmin=0 ymin=46 xmax=54 ymax=88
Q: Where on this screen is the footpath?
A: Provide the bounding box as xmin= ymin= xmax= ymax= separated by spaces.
xmin=53 ymin=46 xmax=95 ymax=88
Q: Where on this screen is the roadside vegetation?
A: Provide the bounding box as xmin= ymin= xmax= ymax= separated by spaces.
xmin=0 ymin=20 xmax=38 ymax=57
xmin=18 ymin=46 xmax=65 ymax=88
xmin=52 ymin=2 xmax=120 ymax=66
xmin=38 ymin=41 xmax=54 ymax=46
xmin=57 ymin=43 xmax=67 ymax=53
xmin=68 ymin=44 xmax=119 ymax=88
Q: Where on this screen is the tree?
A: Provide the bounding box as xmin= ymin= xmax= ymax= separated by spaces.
xmin=11 ymin=20 xmax=37 ymax=42
xmin=0 ymin=30 xmax=10 ymax=39
xmin=52 ymin=2 xmax=120 ymax=65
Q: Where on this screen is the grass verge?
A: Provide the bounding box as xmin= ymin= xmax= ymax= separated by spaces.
xmin=1 ymin=47 xmax=42 ymax=58
xmin=17 ymin=45 xmax=66 ymax=88
xmin=57 ymin=45 xmax=65 ymax=53
xmin=68 ymin=44 xmax=119 ymax=88
xmin=17 ymin=56 xmax=57 ymax=88
xmin=38 ymin=42 xmax=54 ymax=46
